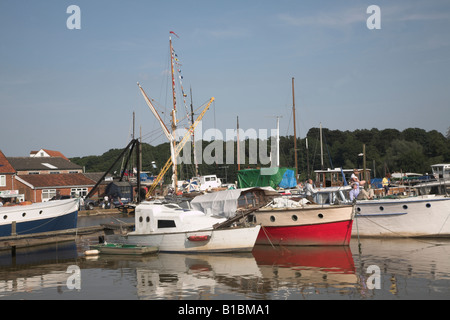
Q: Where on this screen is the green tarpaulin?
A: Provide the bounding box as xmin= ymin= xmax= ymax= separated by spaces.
xmin=237 ymin=167 xmax=297 ymax=189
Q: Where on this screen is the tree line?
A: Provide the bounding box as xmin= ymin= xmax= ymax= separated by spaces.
xmin=71 ymin=127 xmax=450 ymax=184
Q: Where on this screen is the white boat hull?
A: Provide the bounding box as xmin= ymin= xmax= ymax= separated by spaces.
xmin=0 ymin=199 xmax=79 ymax=237
xmin=352 ymin=195 xmax=450 ymax=237
xmin=121 ymin=225 xmax=261 ymax=253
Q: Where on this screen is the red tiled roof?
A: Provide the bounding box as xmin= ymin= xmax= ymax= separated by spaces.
xmin=16 ymin=173 xmax=95 ymax=188
xmin=43 ymin=149 xmax=69 ymax=161
xmin=0 ymin=150 xmax=16 ymax=174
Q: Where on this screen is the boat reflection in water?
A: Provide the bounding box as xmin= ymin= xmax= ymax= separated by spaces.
xmin=132 ymin=245 xmax=357 ymax=299
xmin=134 ymin=252 xmax=262 ymax=299
xmin=252 ymin=245 xmax=357 ymax=298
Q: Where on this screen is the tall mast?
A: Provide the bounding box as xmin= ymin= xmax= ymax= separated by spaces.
xmin=190 ymin=86 xmax=199 ymax=177
xmin=170 ymin=36 xmax=178 ymax=192
xmin=320 ymin=122 xmax=324 ymax=170
xmin=292 ymin=77 xmax=298 ymax=181
xmin=237 ymin=116 xmax=240 ymax=171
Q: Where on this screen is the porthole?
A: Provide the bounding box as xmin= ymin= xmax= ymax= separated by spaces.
xmin=292 ymin=215 xmax=298 ymax=221
xmin=39 ymin=210 xmax=43 ymax=214
xmin=402 ymin=205 xmax=408 ymax=210
xmin=379 ymin=206 xmax=384 ymax=211
xmin=139 ymin=216 xmax=143 ymax=223
xmin=426 ymin=203 xmax=431 ymax=208
xmin=318 ymin=213 xmax=324 ymax=219
xmin=3 ymin=215 xmax=7 ymax=220
xmin=270 ymin=216 xmax=276 ymax=222
xmin=356 ymin=207 xmax=361 ymax=212
xmin=146 ymin=216 xmax=150 ymax=223
xmin=22 ymin=212 xmax=26 ymax=217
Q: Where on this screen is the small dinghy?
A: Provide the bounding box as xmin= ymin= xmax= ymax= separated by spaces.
xmin=89 ymin=243 xmax=158 ymax=255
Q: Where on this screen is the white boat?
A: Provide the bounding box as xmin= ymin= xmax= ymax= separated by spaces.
xmin=0 ymin=198 xmax=79 ymax=237
xmin=352 ymin=195 xmax=450 ymax=237
xmin=116 ymin=201 xmax=261 ymax=253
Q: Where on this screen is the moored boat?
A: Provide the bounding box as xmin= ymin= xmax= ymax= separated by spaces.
xmin=191 ymin=188 xmax=355 ymax=246
xmin=0 ymin=198 xmax=79 ymax=237
xmin=115 ymin=200 xmax=261 ymax=253
xmin=254 ymin=200 xmax=354 ymax=246
xmin=90 ymin=243 xmax=158 ymax=255
xmin=352 ymin=194 xmax=450 ymax=237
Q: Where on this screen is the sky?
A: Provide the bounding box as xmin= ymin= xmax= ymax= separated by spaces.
xmin=1 ymin=0 xmax=449 ymax=158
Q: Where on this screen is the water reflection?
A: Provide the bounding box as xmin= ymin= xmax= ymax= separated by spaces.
xmin=0 ymin=238 xmax=449 ymax=299
xmin=252 ymin=246 xmax=357 ymax=299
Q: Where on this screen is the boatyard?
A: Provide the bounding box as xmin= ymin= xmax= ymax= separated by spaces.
xmin=1 ymin=1 xmax=450 ymax=303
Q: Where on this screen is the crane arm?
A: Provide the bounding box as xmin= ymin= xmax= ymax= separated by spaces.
xmin=146 ymin=97 xmax=215 ymax=197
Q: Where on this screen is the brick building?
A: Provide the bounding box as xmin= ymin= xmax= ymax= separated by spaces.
xmin=0 ymin=150 xmax=21 ymax=203
xmin=0 ymin=149 xmax=97 ymax=203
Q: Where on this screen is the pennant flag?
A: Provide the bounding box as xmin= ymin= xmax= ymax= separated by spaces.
xmin=170 ymin=31 xmax=180 ymax=38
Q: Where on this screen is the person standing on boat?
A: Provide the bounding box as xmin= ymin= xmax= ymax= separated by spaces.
xmin=304 ymin=179 xmax=318 ymax=203
xmin=382 ymin=173 xmax=391 ymax=195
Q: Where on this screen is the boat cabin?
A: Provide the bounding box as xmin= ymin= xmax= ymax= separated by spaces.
xmin=431 ymin=164 xmax=450 ymax=181
xmin=132 ymin=201 xmax=226 ymax=235
xmin=314 ymin=168 xmax=371 ymax=187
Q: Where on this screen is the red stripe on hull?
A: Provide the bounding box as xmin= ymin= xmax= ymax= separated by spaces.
xmin=257 ymin=220 xmax=353 ymax=246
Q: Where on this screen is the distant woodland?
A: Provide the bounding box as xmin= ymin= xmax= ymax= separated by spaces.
xmin=71 ymin=127 xmax=450 ymax=184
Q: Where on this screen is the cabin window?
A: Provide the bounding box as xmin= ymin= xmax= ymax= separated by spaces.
xmin=205 ymin=177 xmax=210 ymax=181
xmin=158 ymin=220 xmax=176 ymax=228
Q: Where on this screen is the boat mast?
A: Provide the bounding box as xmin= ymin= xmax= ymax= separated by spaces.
xmin=320 ymin=122 xmax=324 ymax=170
xmin=190 ymin=86 xmax=199 ymax=177
xmin=170 ymin=35 xmax=178 ymax=192
xmin=292 ymin=77 xmax=298 ymax=181
xmin=237 ymin=116 xmax=240 ymax=171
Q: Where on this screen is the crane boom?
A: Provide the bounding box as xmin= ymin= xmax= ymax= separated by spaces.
xmin=146 ymin=97 xmax=215 ymax=197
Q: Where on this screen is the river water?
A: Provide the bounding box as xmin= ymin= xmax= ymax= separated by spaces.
xmin=0 ymin=215 xmax=449 ymax=301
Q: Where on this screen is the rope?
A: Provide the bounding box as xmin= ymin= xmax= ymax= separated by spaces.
xmin=356 ymin=213 xmax=450 ymax=247
xmin=260 ymin=225 xmax=276 ymax=250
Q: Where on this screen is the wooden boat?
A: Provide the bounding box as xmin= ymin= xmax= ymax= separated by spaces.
xmin=0 ymin=198 xmax=79 ymax=237
xmin=191 ymin=188 xmax=355 ymax=246
xmin=254 ymin=200 xmax=354 ymax=246
xmin=90 ymin=243 xmax=158 ymax=255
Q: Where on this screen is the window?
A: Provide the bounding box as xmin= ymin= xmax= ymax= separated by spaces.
xmin=158 ymin=220 xmax=176 ymax=228
xmin=71 ymin=188 xmax=87 ymax=197
xmin=0 ymin=175 xmax=5 ymax=187
xmin=42 ymin=189 xmax=57 ymax=202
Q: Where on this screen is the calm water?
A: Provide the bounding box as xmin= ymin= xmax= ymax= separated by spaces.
xmin=0 ymin=215 xmax=449 ymax=300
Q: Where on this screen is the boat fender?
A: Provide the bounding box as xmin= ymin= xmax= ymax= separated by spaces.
xmin=188 ymin=235 xmax=210 ymax=242
xmin=84 ymin=249 xmax=100 ymax=256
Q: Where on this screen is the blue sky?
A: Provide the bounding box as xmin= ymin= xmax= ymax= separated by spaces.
xmin=1 ymin=0 xmax=449 ymax=158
